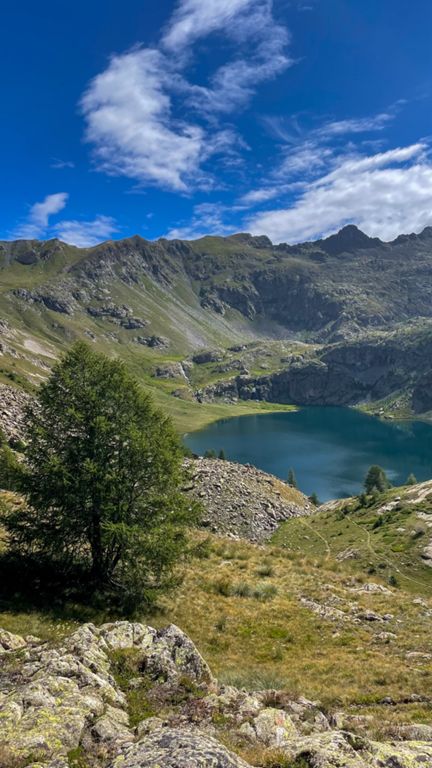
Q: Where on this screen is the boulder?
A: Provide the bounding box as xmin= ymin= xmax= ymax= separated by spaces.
xmin=240 ymin=706 xmax=297 ymax=748
xmin=109 ymin=728 xmax=252 ymax=767
xmin=0 ymin=628 xmax=27 ymax=653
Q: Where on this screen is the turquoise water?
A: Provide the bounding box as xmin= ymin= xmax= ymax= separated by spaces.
xmin=184 ymin=407 xmax=432 ymax=501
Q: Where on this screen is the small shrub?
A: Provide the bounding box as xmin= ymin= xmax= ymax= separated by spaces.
xmin=211 ymin=579 xmax=233 ymax=597
xmin=231 ymin=581 xmax=253 ymax=598
xmin=253 ymin=584 xmax=278 ymax=601
xmin=260 ymin=752 xmax=310 ymax=768
xmin=194 ymin=537 xmax=212 ymax=559
xmin=255 ymin=563 xmax=275 ymax=578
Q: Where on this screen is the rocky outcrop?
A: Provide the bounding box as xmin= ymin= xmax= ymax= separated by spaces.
xmin=0 ymin=621 xmax=214 ymax=766
xmin=134 ymin=335 xmax=169 ymax=348
xmin=184 ymin=458 xmax=311 ymax=542
xmin=112 ymin=728 xmax=251 ymax=768
xmin=1 ymin=621 xmax=432 ymax=768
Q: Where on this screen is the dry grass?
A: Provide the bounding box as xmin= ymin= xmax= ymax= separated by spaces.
xmin=150 ymin=533 xmax=432 ymax=734
xmin=1 ymin=529 xmax=432 ymax=739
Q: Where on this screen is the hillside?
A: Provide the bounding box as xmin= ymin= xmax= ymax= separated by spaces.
xmin=3 ymin=474 xmax=432 ymax=767
xmin=273 ymin=478 xmax=432 ymax=592
xmin=2 ymin=226 xmax=432 ymax=425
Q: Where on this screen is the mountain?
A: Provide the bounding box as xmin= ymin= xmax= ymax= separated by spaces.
xmin=1 ymin=224 xmax=432 ymax=424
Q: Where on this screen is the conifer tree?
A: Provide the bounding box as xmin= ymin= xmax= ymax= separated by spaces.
xmin=2 ymin=342 xmax=197 ymax=605
xmin=364 ymin=465 xmax=390 ymax=495
xmin=288 ymin=468 xmax=297 ymax=488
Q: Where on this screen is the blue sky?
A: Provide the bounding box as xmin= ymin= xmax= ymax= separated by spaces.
xmin=2 ymin=0 xmax=432 ymax=246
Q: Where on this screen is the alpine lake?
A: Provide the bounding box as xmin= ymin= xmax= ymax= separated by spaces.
xmin=184 ymin=406 xmax=432 ymax=502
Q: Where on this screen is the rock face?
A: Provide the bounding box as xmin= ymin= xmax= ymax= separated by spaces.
xmin=195 ymin=325 xmax=432 ymax=413
xmin=1 ymin=621 xmax=432 ymax=768
xmin=184 ymin=458 xmax=311 ymax=542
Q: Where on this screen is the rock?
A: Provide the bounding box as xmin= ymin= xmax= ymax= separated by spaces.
xmin=110 ymin=728 xmax=252 ymax=767
xmin=370 ymin=740 xmax=432 ymax=766
xmin=357 ymin=611 xmax=385 ymax=622
xmin=283 ymin=730 xmax=369 ymax=768
xmin=246 ymin=707 xmax=297 ymax=747
xmin=300 ymin=597 xmax=347 ymax=622
xmin=337 ymin=548 xmax=361 ymax=561
xmin=82 ymin=704 xmax=132 ymax=750
xmin=192 ymin=350 xmax=224 ymax=364
xmin=395 ymin=724 xmax=432 ymax=741
xmin=154 ymin=362 xmax=188 ymax=380
xmin=353 ymin=583 xmax=393 ymax=595
xmin=0 ymin=627 xmax=27 ymax=652
xmin=120 ymin=317 xmax=148 ymax=330
xmin=0 ymin=621 xmax=214 ymax=765
xmin=136 ymin=716 xmax=165 ymax=738
xmin=374 ymin=632 xmax=397 ymax=643
xmin=134 ymin=335 xmax=169 ymax=348
xmin=143 ymin=623 xmax=216 ymax=689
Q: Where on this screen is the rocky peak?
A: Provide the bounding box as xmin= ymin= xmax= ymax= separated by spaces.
xmin=227 ymin=233 xmax=273 ymax=249
xmin=320 ymin=224 xmax=381 ymax=256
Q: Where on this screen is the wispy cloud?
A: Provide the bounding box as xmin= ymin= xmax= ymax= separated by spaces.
xmin=161 ymin=0 xmax=255 ymax=50
xmin=54 ymin=215 xmax=118 ymax=247
xmin=248 ymin=142 xmax=432 ymax=242
xmin=10 ymin=194 xmax=116 ymax=246
xmin=180 ymin=2 xmax=292 ymax=115
xmin=317 ymin=113 xmax=393 ymax=137
xmin=50 ymin=158 xmax=75 ymax=169
xmin=236 ymin=107 xmax=403 ymax=213
xmin=165 ymin=202 xmax=235 ymax=240
xmin=12 ymin=193 xmax=69 ymax=239
xmin=81 ymin=0 xmax=292 ymax=192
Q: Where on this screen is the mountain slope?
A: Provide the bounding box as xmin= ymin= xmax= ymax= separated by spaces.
xmin=273 ymin=478 xmax=432 ymax=593
xmin=2 ymin=225 xmax=432 ymax=423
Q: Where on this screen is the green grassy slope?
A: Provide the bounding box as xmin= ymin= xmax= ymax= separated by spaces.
xmin=273 ymin=481 xmax=432 ymax=595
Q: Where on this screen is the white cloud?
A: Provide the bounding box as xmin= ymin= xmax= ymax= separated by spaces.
xmin=162 ymin=0 xmax=254 ymax=50
xmin=182 ymin=2 xmax=292 ymax=114
xmin=240 ymin=187 xmax=283 ymax=205
xmin=54 ymin=215 xmax=118 ymax=248
xmin=165 ymin=202 xmax=235 ymax=239
xmin=317 ymin=112 xmax=393 ymax=137
xmin=81 ymin=0 xmax=291 ymax=191
xmin=248 ymin=142 xmax=432 ymax=243
xmin=12 ymin=193 xmax=68 ymax=239
xmin=81 ymin=48 xmax=210 ymax=192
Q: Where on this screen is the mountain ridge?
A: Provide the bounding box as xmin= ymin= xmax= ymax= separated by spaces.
xmin=2 ymin=223 xmax=432 ymax=424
